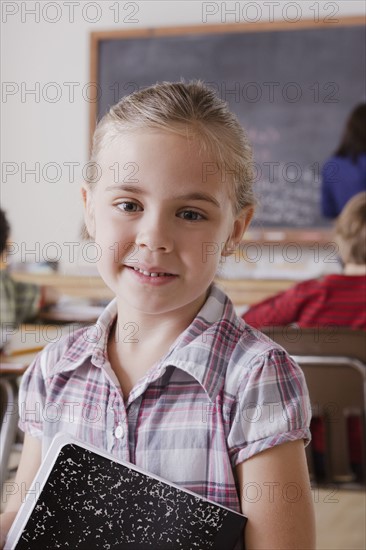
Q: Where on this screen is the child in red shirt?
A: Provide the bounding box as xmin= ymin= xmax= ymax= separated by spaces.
xmin=243 ymin=192 xmax=366 ymax=330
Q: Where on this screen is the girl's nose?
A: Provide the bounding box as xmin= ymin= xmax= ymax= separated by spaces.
xmin=135 ymin=218 xmax=174 ymax=253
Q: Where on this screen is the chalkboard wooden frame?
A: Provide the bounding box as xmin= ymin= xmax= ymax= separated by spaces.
xmin=89 ymin=17 xmax=364 ymax=242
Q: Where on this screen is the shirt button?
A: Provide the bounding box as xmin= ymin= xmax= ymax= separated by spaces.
xmin=114 ymin=425 xmax=124 ymax=439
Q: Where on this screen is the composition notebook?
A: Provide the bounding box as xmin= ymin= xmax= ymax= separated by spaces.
xmin=5 ymin=433 xmax=246 ymax=549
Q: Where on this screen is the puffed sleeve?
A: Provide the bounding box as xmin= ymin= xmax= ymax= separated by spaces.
xmin=228 ymin=348 xmax=311 ymax=467
xmin=18 ymin=350 xmax=48 ymax=440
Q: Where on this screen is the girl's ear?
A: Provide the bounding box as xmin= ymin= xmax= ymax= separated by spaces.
xmin=81 ymin=186 xmax=96 ymax=239
xmin=235 ymin=206 xmax=254 ymax=241
xmin=222 ymin=206 xmax=254 ymax=256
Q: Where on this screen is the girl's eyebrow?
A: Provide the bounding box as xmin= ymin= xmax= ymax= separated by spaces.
xmin=105 ymin=184 xmax=220 ymax=208
xmin=105 ymin=184 xmax=141 ymax=193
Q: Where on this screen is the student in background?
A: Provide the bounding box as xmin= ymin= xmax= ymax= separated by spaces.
xmin=0 ymin=82 xmax=315 ymax=549
xmin=243 ymin=192 xmax=366 ymax=330
xmin=0 ymin=208 xmax=58 ymax=342
xmin=322 ymin=103 xmax=366 ymax=218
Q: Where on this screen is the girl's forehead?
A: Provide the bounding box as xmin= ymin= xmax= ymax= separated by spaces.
xmin=99 ymin=129 xmax=218 ymax=162
xmin=97 ymin=130 xmax=223 ymax=180
xmin=94 ymin=131 xmax=234 ymax=205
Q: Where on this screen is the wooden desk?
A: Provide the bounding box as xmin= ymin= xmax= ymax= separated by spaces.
xmin=4 ymin=324 xmax=80 ymax=356
xmin=0 ymin=352 xmax=39 ymax=373
xmin=12 ymin=272 xmax=113 ymax=301
xmin=38 ymin=304 xmax=104 ymax=324
xmin=12 ymin=272 xmax=296 ymax=306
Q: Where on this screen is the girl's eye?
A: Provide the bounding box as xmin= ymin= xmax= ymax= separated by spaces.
xmin=178 ymin=210 xmax=204 ymax=221
xmin=116 ymin=201 xmax=142 ymax=213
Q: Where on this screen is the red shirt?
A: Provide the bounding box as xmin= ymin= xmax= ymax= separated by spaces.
xmin=243 ymin=274 xmax=366 ymax=330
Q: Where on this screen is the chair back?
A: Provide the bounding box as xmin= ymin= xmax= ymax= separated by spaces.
xmin=262 ymin=327 xmax=366 ymax=486
xmin=262 ymin=327 xmax=366 ymax=362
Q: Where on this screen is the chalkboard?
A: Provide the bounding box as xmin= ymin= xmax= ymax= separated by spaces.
xmin=90 ymin=19 xmax=365 ymax=229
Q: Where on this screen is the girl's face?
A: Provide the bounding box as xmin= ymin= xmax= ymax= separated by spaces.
xmin=83 ymin=130 xmax=251 ymax=319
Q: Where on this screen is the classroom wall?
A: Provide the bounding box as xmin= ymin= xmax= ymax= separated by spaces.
xmin=2 ymin=1 xmax=365 ymax=270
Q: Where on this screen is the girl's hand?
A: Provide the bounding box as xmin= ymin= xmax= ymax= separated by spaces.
xmin=0 ymin=433 xmax=42 ymax=550
xmin=0 ymin=511 xmax=17 ymax=549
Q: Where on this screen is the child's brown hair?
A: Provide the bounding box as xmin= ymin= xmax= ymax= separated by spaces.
xmin=335 ymin=191 xmax=366 ymax=265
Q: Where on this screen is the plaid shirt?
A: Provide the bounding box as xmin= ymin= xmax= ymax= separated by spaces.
xmin=19 ymin=283 xmax=311 ymax=517
xmin=0 ymin=270 xmax=41 ymax=345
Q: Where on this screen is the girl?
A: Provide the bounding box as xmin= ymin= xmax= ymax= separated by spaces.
xmin=1 ymin=81 xmax=315 ymax=549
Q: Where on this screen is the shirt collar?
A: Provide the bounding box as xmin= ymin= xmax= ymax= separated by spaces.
xmin=157 ymin=283 xmax=241 ymax=402
xmin=60 ymin=298 xmax=118 ymax=371
xmin=60 ymin=284 xmax=240 ymax=403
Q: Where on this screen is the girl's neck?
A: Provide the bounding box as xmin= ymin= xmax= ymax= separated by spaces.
xmin=108 ymin=300 xmax=203 ymax=399
xmin=113 ymin=296 xmax=205 ymax=354
xmin=115 ymin=311 xmax=185 ymax=353
xmin=343 ymin=263 xmax=366 ymax=276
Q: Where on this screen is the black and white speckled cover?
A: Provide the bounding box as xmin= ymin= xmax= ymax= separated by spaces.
xmin=5 ymin=433 xmax=246 ymax=549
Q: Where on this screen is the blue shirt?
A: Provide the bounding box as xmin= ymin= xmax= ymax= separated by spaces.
xmin=321 ymin=153 xmax=366 ymax=218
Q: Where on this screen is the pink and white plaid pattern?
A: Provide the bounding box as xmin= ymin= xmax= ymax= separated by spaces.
xmin=19 ymin=283 xmax=311 ymax=514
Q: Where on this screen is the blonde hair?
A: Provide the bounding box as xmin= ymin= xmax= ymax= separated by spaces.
xmin=89 ymin=80 xmax=255 ymax=214
xmin=335 ymin=192 xmax=366 ymax=264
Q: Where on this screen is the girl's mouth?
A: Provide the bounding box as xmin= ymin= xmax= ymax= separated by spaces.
xmin=132 ymin=266 xmax=174 ymax=278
